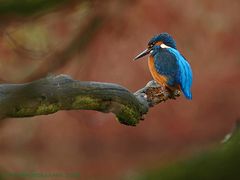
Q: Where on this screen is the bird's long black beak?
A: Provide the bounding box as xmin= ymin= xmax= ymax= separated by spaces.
xmin=133 ymin=48 xmax=151 ymax=61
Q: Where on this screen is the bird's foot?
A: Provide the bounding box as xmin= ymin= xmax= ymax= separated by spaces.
xmin=168 ymin=89 xmax=181 ymax=99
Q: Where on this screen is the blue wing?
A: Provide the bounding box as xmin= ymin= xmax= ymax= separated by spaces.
xmin=167 ymin=48 xmax=193 ymax=100
xmin=153 ymin=48 xmax=179 ymax=86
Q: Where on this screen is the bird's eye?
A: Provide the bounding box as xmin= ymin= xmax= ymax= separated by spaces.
xmin=148 ymin=43 xmax=154 ymax=48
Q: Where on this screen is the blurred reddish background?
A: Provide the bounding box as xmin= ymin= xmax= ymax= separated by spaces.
xmin=0 ymin=0 xmax=239 ymax=179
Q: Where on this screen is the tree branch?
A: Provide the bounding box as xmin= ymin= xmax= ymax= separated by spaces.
xmin=0 ymin=74 xmax=180 ymax=126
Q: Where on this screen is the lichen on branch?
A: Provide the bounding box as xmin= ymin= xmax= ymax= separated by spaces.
xmin=0 ymin=74 xmax=179 ymax=126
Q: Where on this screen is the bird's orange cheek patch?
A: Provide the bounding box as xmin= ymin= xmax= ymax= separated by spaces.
xmin=148 ymin=56 xmax=167 ymax=86
xmin=156 ymin=41 xmax=163 ymax=46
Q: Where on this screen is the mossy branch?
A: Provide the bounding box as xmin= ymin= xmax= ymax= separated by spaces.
xmin=0 ymin=74 xmax=179 ymax=126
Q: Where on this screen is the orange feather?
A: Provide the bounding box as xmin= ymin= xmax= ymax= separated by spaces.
xmin=148 ymin=56 xmax=168 ymax=86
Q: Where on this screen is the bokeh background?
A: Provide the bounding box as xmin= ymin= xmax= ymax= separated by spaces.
xmin=0 ymin=0 xmax=239 ymax=179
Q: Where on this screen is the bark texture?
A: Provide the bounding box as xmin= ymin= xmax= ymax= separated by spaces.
xmin=0 ymin=74 xmax=180 ymax=126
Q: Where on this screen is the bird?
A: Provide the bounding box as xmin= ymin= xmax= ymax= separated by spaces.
xmin=133 ymin=32 xmax=192 ymax=100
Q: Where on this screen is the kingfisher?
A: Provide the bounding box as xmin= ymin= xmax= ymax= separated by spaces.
xmin=134 ymin=32 xmax=192 ymax=100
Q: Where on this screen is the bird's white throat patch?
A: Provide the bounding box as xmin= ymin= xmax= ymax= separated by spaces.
xmin=160 ymin=43 xmax=170 ymax=49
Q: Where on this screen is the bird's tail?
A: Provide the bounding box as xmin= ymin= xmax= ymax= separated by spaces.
xmin=182 ymin=89 xmax=192 ymax=100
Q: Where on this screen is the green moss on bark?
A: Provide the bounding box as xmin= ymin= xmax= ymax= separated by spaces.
xmin=116 ymin=105 xmax=140 ymax=126
xmin=73 ymin=96 xmax=100 ymax=109
xmin=36 ymin=103 xmax=60 ymax=114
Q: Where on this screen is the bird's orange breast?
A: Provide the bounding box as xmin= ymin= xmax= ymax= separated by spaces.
xmin=148 ymin=56 xmax=168 ymax=86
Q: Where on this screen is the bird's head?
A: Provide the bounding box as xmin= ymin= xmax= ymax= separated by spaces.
xmin=134 ymin=32 xmax=177 ymax=60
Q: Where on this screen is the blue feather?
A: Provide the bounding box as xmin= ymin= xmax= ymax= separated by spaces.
xmin=167 ymin=48 xmax=193 ymax=99
xmin=152 ymin=47 xmax=179 ymax=86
